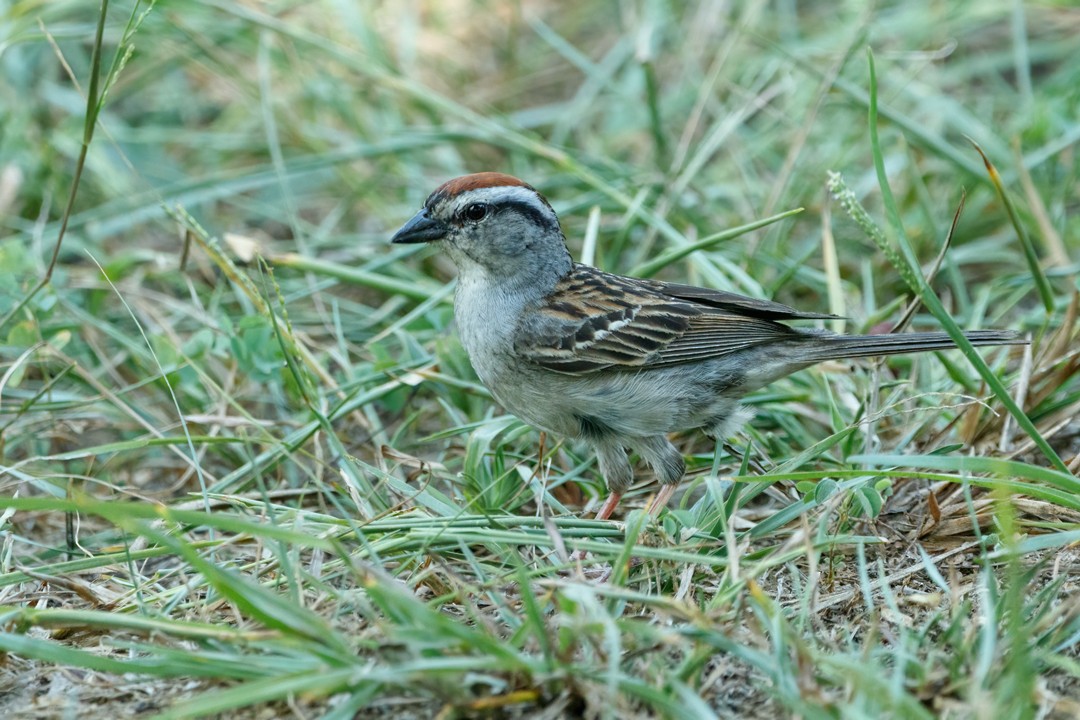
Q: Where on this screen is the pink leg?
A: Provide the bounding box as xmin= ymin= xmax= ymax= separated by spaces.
xmin=646 ymin=484 xmax=678 ymax=518
xmin=593 ymin=491 xmax=623 ymax=521
xmin=570 ymin=492 xmax=623 ymax=562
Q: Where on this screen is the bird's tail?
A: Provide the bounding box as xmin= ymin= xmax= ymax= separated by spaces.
xmin=798 ymin=329 xmax=1025 ymax=362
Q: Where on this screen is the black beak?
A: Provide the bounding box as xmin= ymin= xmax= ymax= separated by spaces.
xmin=391 ymin=209 xmax=448 ymax=244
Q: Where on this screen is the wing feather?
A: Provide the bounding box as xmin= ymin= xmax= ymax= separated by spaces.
xmin=514 ymin=265 xmax=806 ymax=375
xmin=648 ymin=280 xmax=841 ymax=320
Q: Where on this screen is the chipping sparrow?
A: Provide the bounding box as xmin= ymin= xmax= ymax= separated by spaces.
xmin=392 ymin=172 xmax=1022 ymax=521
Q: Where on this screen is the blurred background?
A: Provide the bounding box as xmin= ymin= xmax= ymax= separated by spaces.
xmin=3 ymin=1 xmax=1074 ymax=483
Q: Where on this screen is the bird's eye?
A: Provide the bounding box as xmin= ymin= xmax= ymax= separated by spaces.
xmin=463 ymin=203 xmax=489 ymax=222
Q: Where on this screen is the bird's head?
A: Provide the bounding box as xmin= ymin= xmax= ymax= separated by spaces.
xmin=391 ymin=172 xmax=573 ymax=287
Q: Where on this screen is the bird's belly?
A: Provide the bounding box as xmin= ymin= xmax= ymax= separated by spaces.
xmin=485 ymin=363 xmax=745 ymax=440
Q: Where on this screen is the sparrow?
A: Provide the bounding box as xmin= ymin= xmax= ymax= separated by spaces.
xmin=391 ymin=172 xmax=1023 ymax=521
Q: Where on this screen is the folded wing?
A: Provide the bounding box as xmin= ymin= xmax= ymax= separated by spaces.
xmin=515 ymin=265 xmax=806 ymax=375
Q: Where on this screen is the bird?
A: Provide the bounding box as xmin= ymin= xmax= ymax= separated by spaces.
xmin=391 ymin=172 xmax=1023 ymax=522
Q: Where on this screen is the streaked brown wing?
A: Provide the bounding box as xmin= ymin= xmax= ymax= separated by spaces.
xmin=515 ymin=266 xmax=802 ymax=375
xmin=648 ymin=280 xmax=840 ymax=321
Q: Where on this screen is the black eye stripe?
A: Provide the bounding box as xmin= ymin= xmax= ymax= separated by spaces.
xmin=492 ymin=200 xmax=559 ymax=232
xmin=445 ymin=195 xmax=560 ymax=231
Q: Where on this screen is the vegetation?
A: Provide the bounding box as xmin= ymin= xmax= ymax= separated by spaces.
xmin=1 ymin=1 xmax=1077 ymax=717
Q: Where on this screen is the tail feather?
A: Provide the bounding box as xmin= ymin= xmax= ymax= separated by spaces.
xmin=800 ymin=329 xmax=1025 ymax=362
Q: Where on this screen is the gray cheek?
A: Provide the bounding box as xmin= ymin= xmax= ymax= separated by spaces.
xmin=444 ymin=236 xmax=489 ymax=272
xmin=490 ymin=233 xmax=529 ymax=258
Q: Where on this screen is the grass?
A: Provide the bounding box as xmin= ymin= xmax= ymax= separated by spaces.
xmin=1 ymin=0 xmax=1079 ymax=718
